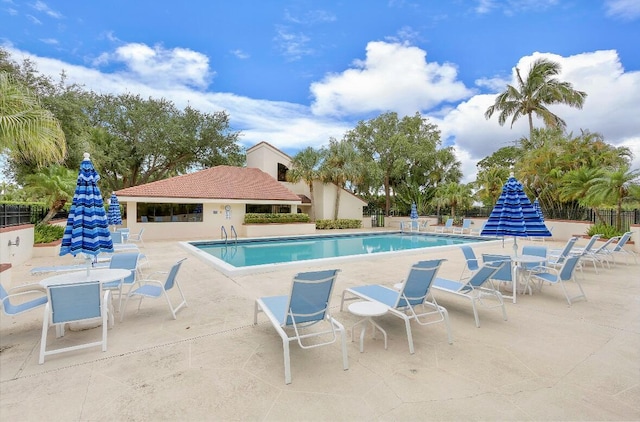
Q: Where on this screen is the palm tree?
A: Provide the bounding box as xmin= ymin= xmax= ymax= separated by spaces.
xmin=589 ymin=166 xmax=640 ymax=231
xmin=23 ymin=164 xmax=77 ymax=225
xmin=484 ymin=58 xmax=587 ymax=140
xmin=0 ymin=72 xmax=66 ymax=166
xmin=321 ymin=138 xmax=362 ymax=220
xmin=286 ymin=147 xmax=325 ymax=222
xmin=432 ymin=182 xmax=473 ymax=221
xmin=475 ymin=165 xmax=508 ymax=207
xmin=558 ymin=167 xmax=608 ymax=225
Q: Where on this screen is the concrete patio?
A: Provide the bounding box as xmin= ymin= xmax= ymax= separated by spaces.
xmin=1 ymin=234 xmax=639 ymax=421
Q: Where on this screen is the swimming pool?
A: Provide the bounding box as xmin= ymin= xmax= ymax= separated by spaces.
xmin=181 ymin=231 xmax=496 ymax=276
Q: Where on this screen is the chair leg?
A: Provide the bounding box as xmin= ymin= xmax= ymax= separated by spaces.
xmin=470 ymin=297 xmax=481 ymax=328
xmin=403 ymin=317 xmax=415 ymax=354
xmin=39 ymin=305 xmax=50 ymax=364
xmin=283 ymin=339 xmax=292 ymax=384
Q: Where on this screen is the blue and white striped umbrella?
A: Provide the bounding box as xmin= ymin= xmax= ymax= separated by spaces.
xmin=410 ymin=202 xmax=419 ymax=220
xmin=533 ymin=198 xmax=544 ymax=222
xmin=481 ymin=174 xmax=551 ymax=255
xmin=60 ymin=153 xmax=114 ymax=259
xmin=108 ymin=193 xmax=122 ymax=228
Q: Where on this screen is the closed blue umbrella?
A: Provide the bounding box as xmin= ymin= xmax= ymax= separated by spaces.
xmin=108 ymin=193 xmax=122 ymax=230
xmin=60 ymin=153 xmax=114 ymax=273
xmin=410 ymin=202 xmax=419 ymax=220
xmin=481 ymin=174 xmax=551 ymax=255
xmin=533 ymin=198 xmax=544 ymax=222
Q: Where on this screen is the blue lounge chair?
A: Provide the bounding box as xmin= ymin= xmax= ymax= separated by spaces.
xmin=452 ymin=219 xmax=472 ymax=234
xmin=39 ymin=280 xmax=111 ymax=364
xmin=547 ymin=237 xmax=579 ymax=268
xmin=254 ymin=269 xmax=348 ymax=384
xmin=434 ymin=219 xmax=454 ymax=233
xmin=432 ymin=261 xmax=508 ymax=327
xmin=604 ymin=232 xmax=637 ymax=265
xmin=120 ymin=258 xmax=187 ymax=321
xmin=528 ymin=255 xmax=586 ymax=305
xmin=340 ymin=259 xmax=452 ymax=354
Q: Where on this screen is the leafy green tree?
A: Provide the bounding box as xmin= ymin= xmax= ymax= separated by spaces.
xmin=347 ymin=112 xmax=442 ymax=216
xmin=287 ymin=146 xmax=325 ymax=221
xmin=87 ymin=94 xmax=243 ymax=190
xmin=23 ymin=165 xmax=77 ymax=224
xmin=485 ymin=58 xmax=587 ymax=140
xmin=0 ymin=72 xmax=66 ymax=166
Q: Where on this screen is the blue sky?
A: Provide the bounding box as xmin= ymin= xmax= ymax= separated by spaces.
xmin=2 ymin=0 xmax=639 ymax=182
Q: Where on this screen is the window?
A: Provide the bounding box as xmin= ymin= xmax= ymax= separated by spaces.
xmin=137 ymin=203 xmax=203 ymax=222
xmin=277 ymin=163 xmax=289 ymax=182
xmin=246 ymin=204 xmax=291 ymax=214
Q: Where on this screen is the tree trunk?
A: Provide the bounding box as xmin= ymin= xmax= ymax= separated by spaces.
xmin=334 ymin=186 xmax=341 ymax=221
xmin=384 ymin=175 xmax=391 ymax=216
xmin=308 ymin=182 xmax=316 ymax=222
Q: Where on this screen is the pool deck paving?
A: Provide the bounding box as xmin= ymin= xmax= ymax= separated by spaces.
xmin=1 ymin=231 xmax=639 ymax=421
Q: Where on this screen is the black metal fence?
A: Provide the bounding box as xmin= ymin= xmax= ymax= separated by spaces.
xmin=0 ymin=204 xmax=69 ymax=228
xmin=464 ymin=206 xmax=639 ymax=231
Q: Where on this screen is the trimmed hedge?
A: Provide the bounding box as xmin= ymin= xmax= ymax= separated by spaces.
xmin=34 ymin=224 xmax=65 ymax=244
xmin=244 ymin=213 xmax=310 ymax=224
xmin=315 ymin=219 xmax=362 ymax=229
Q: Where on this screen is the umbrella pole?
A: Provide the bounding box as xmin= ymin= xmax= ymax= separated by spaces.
xmin=513 ymin=237 xmax=519 ymax=256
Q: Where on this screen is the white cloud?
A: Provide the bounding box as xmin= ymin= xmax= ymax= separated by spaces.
xmin=3 ymin=44 xmax=638 ymax=184
xmin=31 ymin=1 xmax=62 ymax=19
xmin=95 ymin=43 xmax=213 ymax=89
xmin=230 ymin=49 xmax=249 ymax=59
xmin=274 ymin=26 xmax=313 ymax=61
xmin=605 ymin=0 xmax=640 ymax=20
xmin=310 ymin=41 xmax=473 ymax=117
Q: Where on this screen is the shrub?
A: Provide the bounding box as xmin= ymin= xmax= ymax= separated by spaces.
xmin=315 ymin=219 xmax=362 ymax=229
xmin=34 ymin=224 xmax=65 ymax=244
xmin=244 ymin=213 xmax=310 ymax=224
xmin=586 ymin=223 xmax=624 ymax=239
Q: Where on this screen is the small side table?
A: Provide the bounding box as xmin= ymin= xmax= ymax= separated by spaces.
xmin=348 ymin=301 xmax=388 ymax=352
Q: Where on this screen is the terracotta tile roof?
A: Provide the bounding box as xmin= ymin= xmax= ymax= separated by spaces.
xmin=115 ymin=166 xmax=301 ymax=202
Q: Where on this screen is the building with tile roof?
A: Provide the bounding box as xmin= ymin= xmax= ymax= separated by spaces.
xmin=115 ymin=142 xmax=367 ymax=240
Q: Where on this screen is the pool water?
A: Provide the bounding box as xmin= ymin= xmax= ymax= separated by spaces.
xmin=185 ymin=232 xmax=490 ymax=275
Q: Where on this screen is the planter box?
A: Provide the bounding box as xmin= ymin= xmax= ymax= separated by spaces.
xmin=33 ymin=239 xmax=62 ymax=258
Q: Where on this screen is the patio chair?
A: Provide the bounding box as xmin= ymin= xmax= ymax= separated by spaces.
xmin=603 ymin=232 xmax=637 ymax=265
xmin=434 ymin=219 xmax=454 ymax=233
xmin=432 ymin=261 xmax=508 ymax=327
xmin=253 ymin=269 xmax=348 ymax=385
xmin=39 ymin=281 xmax=111 ymax=364
xmin=111 ymin=230 xmax=140 ymax=252
xmin=127 ymin=228 xmax=145 ymax=248
xmin=459 ymin=245 xmax=480 ymax=281
xmin=528 ymin=255 xmax=586 ymax=306
xmin=519 ymin=245 xmax=548 ymax=289
xmin=102 ymin=252 xmax=141 ymax=311
xmin=571 ymin=234 xmax=602 ymax=273
xmin=481 ymin=254 xmax=517 ymax=303
xmin=1 ymin=281 xmax=47 ymax=317
xmin=340 ymin=259 xmax=452 ymax=354
xmin=120 ymin=258 xmax=187 ymax=321
xmin=452 ymin=219 xmax=472 ymax=235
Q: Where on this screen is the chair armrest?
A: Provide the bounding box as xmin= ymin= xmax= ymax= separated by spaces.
xmin=2 ymin=289 xmax=47 ymax=305
xmin=9 ymin=283 xmax=46 ymax=294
